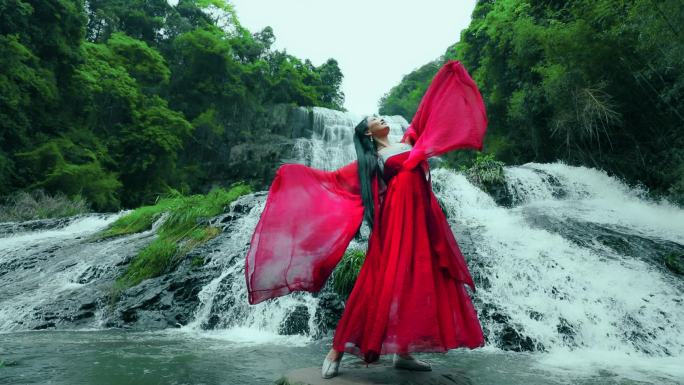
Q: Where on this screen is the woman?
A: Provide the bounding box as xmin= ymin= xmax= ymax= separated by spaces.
xmin=244 ymin=60 xmax=488 ymax=379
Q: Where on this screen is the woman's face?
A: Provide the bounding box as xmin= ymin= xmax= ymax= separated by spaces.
xmin=365 ymin=115 xmax=390 ymax=138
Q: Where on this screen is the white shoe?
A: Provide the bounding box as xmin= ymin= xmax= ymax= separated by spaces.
xmin=392 ymin=353 xmax=432 ymax=371
xmin=321 ymin=356 xmax=342 ymax=379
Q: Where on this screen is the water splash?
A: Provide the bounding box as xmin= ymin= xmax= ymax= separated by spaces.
xmin=176 ymin=110 xmax=409 ymax=345
xmin=1 ymin=106 xmax=682 ymax=383
xmin=0 ymin=211 xmax=159 ymax=331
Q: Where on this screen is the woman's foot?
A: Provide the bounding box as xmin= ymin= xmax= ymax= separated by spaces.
xmin=321 ymin=349 xmax=343 ymax=379
xmin=326 ymin=348 xmax=343 ymax=361
xmin=392 ymin=353 xmax=432 ymax=371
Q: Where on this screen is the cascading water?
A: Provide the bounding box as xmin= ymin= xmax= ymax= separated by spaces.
xmin=179 ymin=107 xmax=683 ymax=381
xmin=189 ymin=108 xmax=682 ymax=380
xmin=1 ymin=106 xmax=682 ymax=384
xmin=0 ymin=211 xmax=150 ymax=331
xmin=430 ymin=164 xmax=683 ymax=379
xmin=178 ymin=108 xmax=409 ymax=344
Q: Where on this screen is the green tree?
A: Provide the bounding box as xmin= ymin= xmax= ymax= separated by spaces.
xmin=379 ymin=0 xmax=684 ymax=205
xmin=1 ymin=0 xmax=347 ymax=211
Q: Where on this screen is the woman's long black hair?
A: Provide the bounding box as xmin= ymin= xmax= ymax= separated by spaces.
xmin=352 ymin=117 xmax=382 ymax=231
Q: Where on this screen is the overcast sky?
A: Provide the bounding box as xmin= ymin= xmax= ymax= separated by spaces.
xmin=229 ymin=0 xmax=477 ymax=115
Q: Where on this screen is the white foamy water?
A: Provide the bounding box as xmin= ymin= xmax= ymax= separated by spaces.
xmin=0 ymin=214 xmax=124 ymax=255
xmin=1 ymin=107 xmax=682 ymax=384
xmin=0 ymin=211 xmax=165 ymax=331
xmin=183 ymin=108 xmax=683 ymax=383
xmin=181 ymin=192 xmax=324 ymax=345
xmin=432 ymin=166 xmax=683 ymax=382
xmin=506 ymin=162 xmax=684 ymax=242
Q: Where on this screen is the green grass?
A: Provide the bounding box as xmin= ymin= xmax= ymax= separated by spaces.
xmin=331 ymin=248 xmax=367 ymax=299
xmin=100 ymin=183 xmax=251 ymax=304
xmin=191 ymin=255 xmax=206 ymax=267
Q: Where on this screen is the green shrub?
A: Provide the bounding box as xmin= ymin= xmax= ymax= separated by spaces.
xmin=332 ymin=248 xmax=367 ymax=299
xmin=14 ymin=137 xmax=122 ymax=211
xmin=664 ymin=252 xmax=684 ymax=276
xmin=0 ymin=189 xmax=91 ymax=222
xmin=463 ymin=152 xmax=506 ymax=188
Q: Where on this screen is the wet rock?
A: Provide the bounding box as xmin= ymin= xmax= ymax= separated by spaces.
xmin=464 ymin=156 xmax=511 ymax=207
xmin=32 ymin=322 xmax=55 ymax=330
xmin=279 ymin=305 xmax=311 ymax=335
xmin=664 ymin=252 xmax=684 ymax=275
xmin=0 ymin=215 xmax=79 ymax=236
xmin=110 ymin=248 xmax=223 ymax=330
xmin=499 ymin=324 xmax=537 ymax=352
xmin=504 ymin=168 xmax=568 ymax=207
xmin=75 ymin=266 xmax=105 ymax=284
xmin=556 ymin=317 xmax=576 ymax=345
xmin=209 ymin=191 xmax=267 ymax=228
xmin=477 ymin=302 xmax=543 ymax=353
xmin=194 ymin=275 xmax=239 ymax=330
xmin=312 ymin=292 xmax=345 ymax=339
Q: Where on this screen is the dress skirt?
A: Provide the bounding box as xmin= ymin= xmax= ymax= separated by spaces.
xmin=331 ymin=151 xmax=485 ymax=364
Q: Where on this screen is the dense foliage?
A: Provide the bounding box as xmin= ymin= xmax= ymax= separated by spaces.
xmin=380 ymin=0 xmax=684 ymax=205
xmin=1 ymin=0 xmax=344 ymax=211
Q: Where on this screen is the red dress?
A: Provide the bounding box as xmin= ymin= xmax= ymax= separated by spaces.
xmin=244 ymin=60 xmax=488 ymax=362
xmin=331 ymin=150 xmax=485 ymax=364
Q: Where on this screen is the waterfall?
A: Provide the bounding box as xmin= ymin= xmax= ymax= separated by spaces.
xmin=178 ymin=109 xmax=409 ymax=343
xmin=182 ymin=107 xmax=683 ymax=368
xmin=431 ymin=165 xmax=683 ymax=361
xmin=0 ymin=106 xmax=682 ymax=380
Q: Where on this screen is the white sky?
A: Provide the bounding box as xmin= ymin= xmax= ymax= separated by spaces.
xmin=229 ymin=0 xmax=477 ymax=115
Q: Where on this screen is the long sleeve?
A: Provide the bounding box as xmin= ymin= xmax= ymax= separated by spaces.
xmin=400 ymin=60 xmax=488 ymax=171
xmin=244 ymin=161 xmax=369 ymax=305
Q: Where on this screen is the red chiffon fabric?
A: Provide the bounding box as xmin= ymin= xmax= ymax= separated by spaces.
xmin=332 ymin=151 xmax=485 ymax=363
xmin=244 ymin=60 xmax=488 ymax=356
xmin=400 ymin=60 xmax=488 ymax=171
xmin=245 ymin=161 xmax=370 ymax=305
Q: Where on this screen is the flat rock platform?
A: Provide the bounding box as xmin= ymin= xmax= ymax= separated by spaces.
xmin=274 ymin=365 xmax=472 ymax=385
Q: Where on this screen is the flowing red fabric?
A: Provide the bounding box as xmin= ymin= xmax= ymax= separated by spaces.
xmin=331 ymin=151 xmax=484 ymax=363
xmin=400 ymin=60 xmax=488 ymax=171
xmin=245 ymin=161 xmax=371 ymax=305
xmin=244 ymin=59 xmax=488 ymax=330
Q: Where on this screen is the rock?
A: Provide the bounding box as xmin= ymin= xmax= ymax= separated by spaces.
xmin=109 ymin=245 xmax=223 ymax=330
xmin=464 ymin=156 xmax=510 ymax=207
xmin=312 ymin=292 xmax=345 ymax=338
xmin=196 ymin=104 xmax=316 ymax=193
xmin=279 ymin=305 xmax=310 ymax=335
xmin=664 ymin=252 xmax=684 ymax=275
xmin=275 ymin=365 xmax=473 ymax=385
xmin=0 ymin=215 xmax=80 ymax=236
